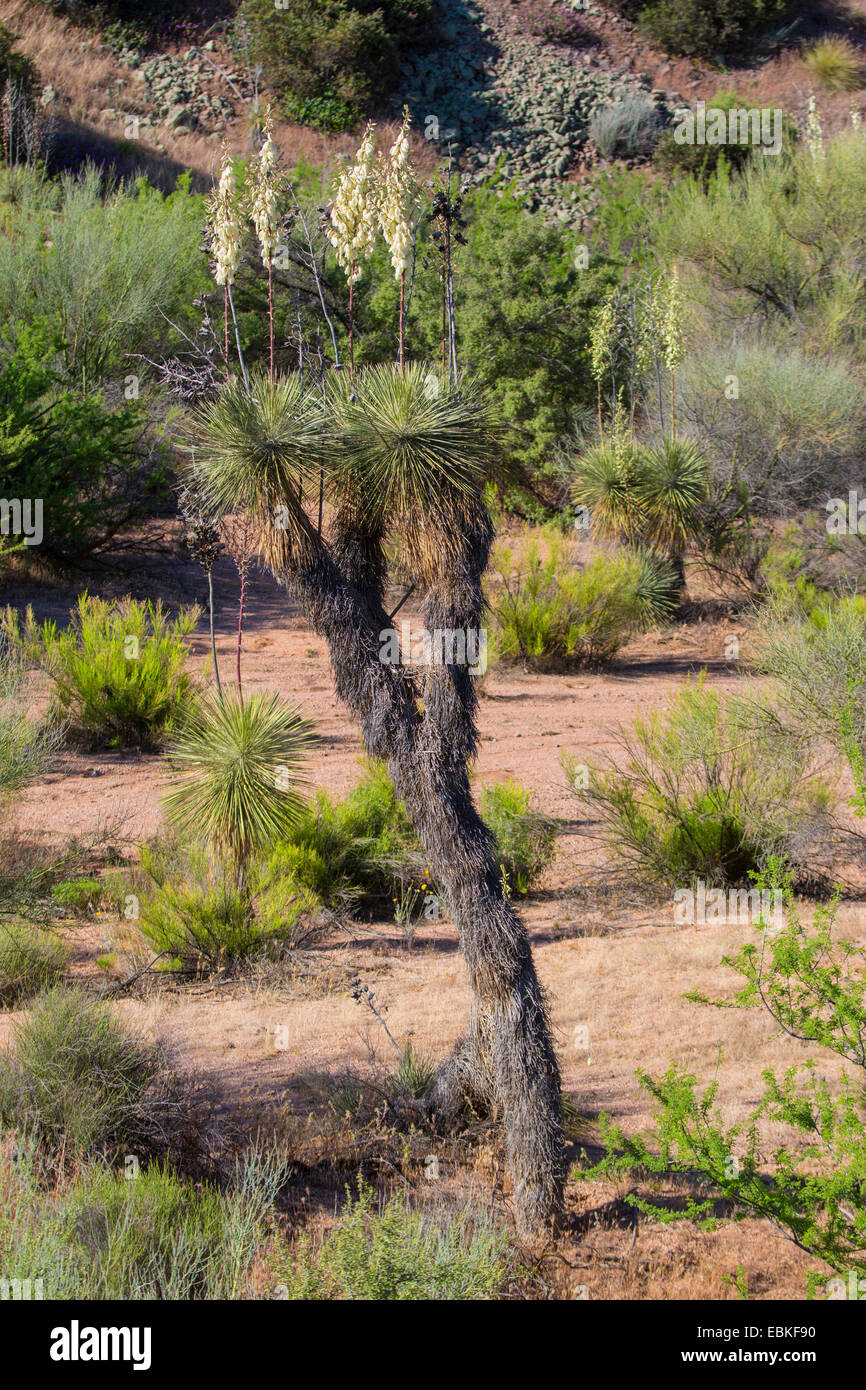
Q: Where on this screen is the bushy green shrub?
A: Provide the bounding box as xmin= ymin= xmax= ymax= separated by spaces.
xmin=51 ymin=877 xmax=101 ymax=915
xmin=590 ymin=97 xmax=662 ymax=160
xmin=487 ymin=536 xmax=669 ymax=668
xmin=631 ymin=0 xmax=790 ymax=60
xmin=138 ymin=851 xmax=319 ymax=973
xmin=278 ymin=1179 xmax=513 ymax=1299
xmin=0 ymin=165 xmax=207 ymax=386
xmin=0 ymin=319 xmax=167 ymax=562
xmin=0 ymin=1143 xmax=282 ymax=1299
xmin=25 ymin=594 xmax=200 ymax=751
xmin=479 ymin=781 xmax=556 ymax=897
xmin=653 ymin=92 xmax=795 ymax=183
xmin=0 ymin=923 xmax=67 ymax=1006
xmin=678 ymin=341 xmax=866 ymax=515
xmin=0 ymin=628 xmax=60 ymax=805
xmin=239 ymin=0 xmax=435 ymax=131
xmin=567 ymin=676 xmax=835 ymax=890
xmin=272 ymin=760 xmax=419 ymax=911
xmin=0 ymin=987 xmax=171 ymax=1160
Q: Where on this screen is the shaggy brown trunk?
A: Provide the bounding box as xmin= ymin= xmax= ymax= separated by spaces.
xmin=279 ymin=532 xmax=565 ymax=1232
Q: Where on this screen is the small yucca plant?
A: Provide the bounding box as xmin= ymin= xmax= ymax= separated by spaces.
xmin=163 ymin=690 xmax=316 ymax=879
xmin=803 ymin=38 xmax=864 ymax=94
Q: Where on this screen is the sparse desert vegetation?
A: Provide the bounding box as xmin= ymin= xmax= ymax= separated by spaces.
xmin=2 ymin=0 xmax=866 ymax=1334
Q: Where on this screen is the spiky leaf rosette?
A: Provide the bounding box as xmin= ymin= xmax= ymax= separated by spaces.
xmin=328 ymin=362 xmax=496 ymax=585
xmin=571 ymin=438 xmax=646 ymax=544
xmin=184 ymin=370 xmax=325 ymax=568
xmin=635 ymin=436 xmax=708 ymax=554
xmin=633 ymin=547 xmax=680 ymax=628
xmin=163 ymin=690 xmax=315 ymax=868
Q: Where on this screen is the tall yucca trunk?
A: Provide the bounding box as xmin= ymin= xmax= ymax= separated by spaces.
xmin=282 ymin=545 xmax=565 ymax=1232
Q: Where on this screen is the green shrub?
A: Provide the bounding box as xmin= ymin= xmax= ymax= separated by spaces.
xmin=653 ymin=92 xmax=795 ymax=183
xmin=278 ymin=1178 xmax=514 ymax=1299
xmin=633 ymin=0 xmax=790 ymax=60
xmin=567 ymin=675 xmax=835 ymax=890
xmin=0 ymin=22 xmax=39 ymax=103
xmin=590 ymin=97 xmax=662 ymax=160
xmin=28 ymin=593 xmax=200 ymax=751
xmin=479 ymin=781 xmax=556 ymax=897
xmin=0 ymin=164 xmax=207 ymax=386
xmin=487 ymin=536 xmax=669 ymax=668
xmin=678 ymin=342 xmax=866 ymax=515
xmin=138 ymin=852 xmax=319 ymax=974
xmin=51 ymin=877 xmax=101 ymax=915
xmin=239 ymin=0 xmax=435 ymax=131
xmin=0 ymin=986 xmax=171 ymax=1160
xmin=0 ymin=319 xmax=166 ymax=563
xmin=803 ymin=37 xmax=863 ymax=94
xmin=0 ymin=1143 xmax=282 ymax=1299
xmin=0 ymin=628 xmax=60 ymax=804
xmin=0 ymin=923 xmax=67 ymax=1006
xmin=274 ymin=760 xmax=419 ymax=911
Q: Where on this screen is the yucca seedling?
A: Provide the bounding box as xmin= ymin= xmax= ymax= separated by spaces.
xmin=163 ymin=690 xmax=316 ymax=879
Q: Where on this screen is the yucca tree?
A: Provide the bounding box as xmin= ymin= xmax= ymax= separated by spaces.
xmin=187 ymin=361 xmax=565 ymax=1232
xmin=163 ymin=689 xmax=315 ymax=883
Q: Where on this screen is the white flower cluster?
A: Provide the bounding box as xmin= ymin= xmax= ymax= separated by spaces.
xmin=251 ymin=113 xmax=279 ymax=264
xmin=662 ymin=267 xmax=684 ymax=373
xmin=379 ymin=111 xmax=418 ymax=281
xmin=807 ymin=95 xmax=825 ymax=161
xmin=209 ymin=149 xmax=242 ymax=288
xmin=327 ymin=124 xmax=379 ymax=283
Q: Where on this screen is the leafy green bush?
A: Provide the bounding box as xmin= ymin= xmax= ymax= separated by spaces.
xmin=590 ymin=97 xmax=662 ymax=160
xmin=51 ymin=877 xmax=101 ymax=915
xmin=487 ymin=536 xmax=670 ymax=668
xmin=629 ymin=0 xmax=790 ymax=60
xmin=0 ymin=986 xmax=172 ymax=1161
xmin=25 ymin=594 xmax=200 ymax=751
xmin=239 ymin=0 xmax=435 ymax=131
xmin=567 ymin=676 xmax=835 ymax=890
xmin=0 ymin=320 xmax=167 ymax=563
xmin=0 ymin=1144 xmax=282 ymax=1299
xmin=678 ymin=342 xmax=866 ymax=515
xmin=0 ymin=22 xmax=39 ymax=103
xmin=653 ymin=92 xmax=795 ymax=183
xmin=479 ymin=781 xmax=556 ymax=897
xmin=0 ymin=628 xmax=60 ymax=805
xmin=0 ymin=165 xmax=207 ymax=386
xmin=138 ymin=851 xmax=319 ymax=973
xmin=0 ymin=923 xmax=67 ymax=1006
xmin=278 ymin=1178 xmax=513 ymax=1299
xmin=272 ymin=760 xmax=419 ymax=911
